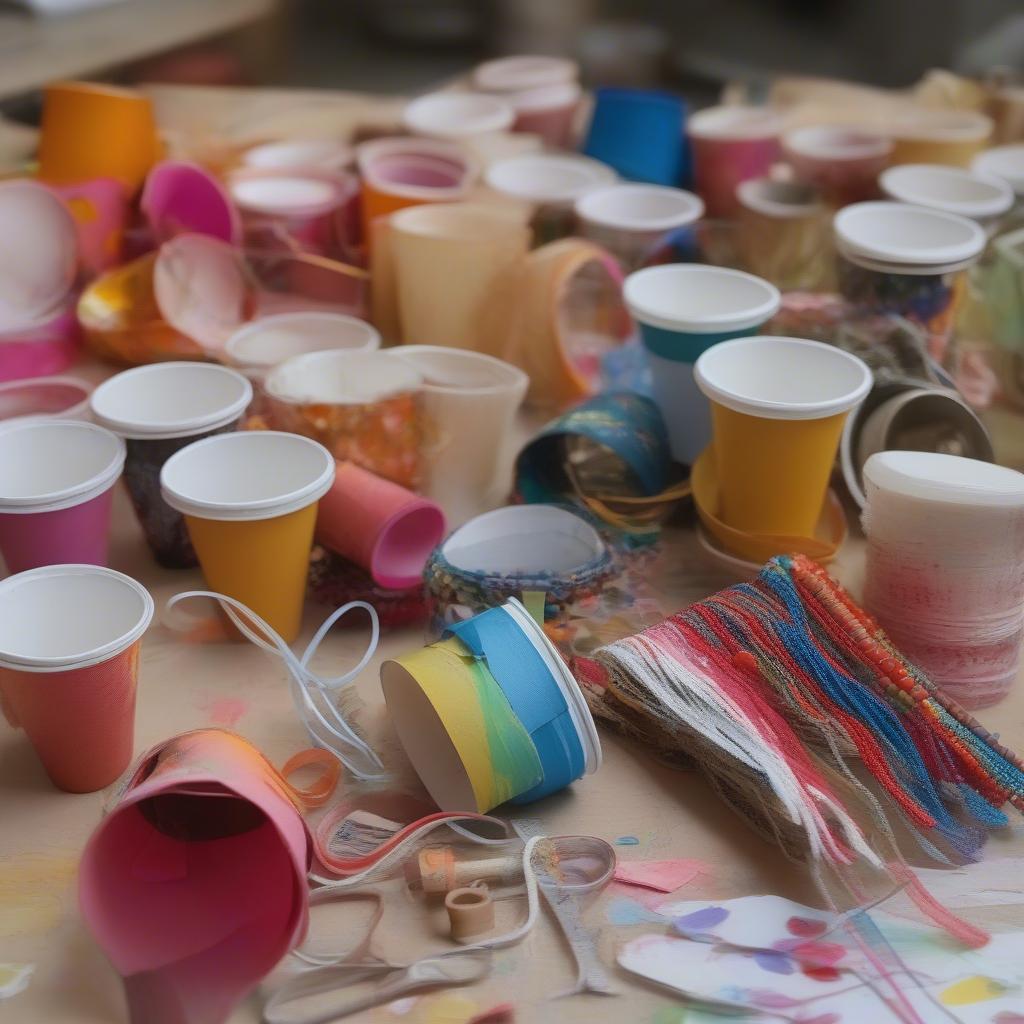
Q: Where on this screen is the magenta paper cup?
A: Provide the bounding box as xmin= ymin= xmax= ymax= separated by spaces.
xmin=141 ymin=160 xmax=241 ymax=244
xmin=90 ymin=362 xmax=252 ymax=568
xmin=0 ymin=420 xmax=125 ymax=574
xmin=0 ymin=375 xmax=91 ymax=423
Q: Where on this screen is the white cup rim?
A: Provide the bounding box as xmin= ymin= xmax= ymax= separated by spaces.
xmin=864 ymin=450 xmax=1024 ymax=508
xmin=224 ymin=312 xmax=381 ymax=371
xmin=688 ymin=104 xmax=783 ymax=141
xmin=160 ymin=430 xmax=335 ymax=521
xmin=623 ymin=264 xmax=781 ymax=334
xmin=879 ymin=164 xmax=1013 ymax=221
xmin=508 ymin=81 xmax=582 ymax=112
xmin=402 ymin=92 xmax=515 ymax=139
xmin=241 ymin=139 xmax=354 ymax=172
xmin=90 ymin=362 xmax=253 ymax=440
xmin=885 ymin=109 xmax=992 ymax=142
xmin=485 ymin=153 xmax=616 ymax=204
xmin=833 ymin=201 xmax=986 ymax=267
xmin=575 ymin=183 xmax=704 ymax=231
xmin=737 ymin=177 xmax=823 ymax=218
xmin=782 ymin=124 xmax=892 ymax=162
xmin=0 ymin=564 xmax=154 ymax=672
xmin=473 ymin=55 xmax=577 ymax=93
xmin=973 ymin=144 xmax=1024 ymax=197
xmin=356 ymin=137 xmax=478 ymax=200
xmin=0 ymin=419 xmax=125 ymax=513
xmin=264 ymin=349 xmax=423 ymax=406
xmin=391 ymin=345 xmax=528 ymax=397
xmin=695 ymin=335 xmax=872 ymax=420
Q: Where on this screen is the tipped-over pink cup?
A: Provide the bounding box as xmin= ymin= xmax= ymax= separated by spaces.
xmin=316 ymin=460 xmax=445 ymax=589
xmin=0 ymin=419 xmax=125 ymax=573
xmin=0 ymin=564 xmax=154 ymax=791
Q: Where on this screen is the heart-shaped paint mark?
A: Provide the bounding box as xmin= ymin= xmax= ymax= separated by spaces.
xmin=786 ymin=915 xmax=828 ymax=938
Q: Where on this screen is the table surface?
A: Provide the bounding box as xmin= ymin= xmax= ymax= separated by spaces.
xmin=0 ymin=0 xmax=276 ymax=101
xmin=2 ymin=357 xmax=1023 ymax=1024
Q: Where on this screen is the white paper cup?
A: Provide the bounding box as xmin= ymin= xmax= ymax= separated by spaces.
xmin=624 ymin=264 xmax=781 ymax=463
xmin=265 ymin=349 xmax=422 ymax=406
xmin=473 ymin=55 xmax=577 ymax=93
xmin=879 ymin=164 xmax=1013 ymax=224
xmin=575 ymin=184 xmax=704 ymax=271
xmin=161 ymin=431 xmax=335 ymax=642
xmin=833 ymin=201 xmax=987 ymax=271
xmin=973 ymin=145 xmax=1024 ymax=198
xmin=485 ymin=153 xmax=617 ymax=207
xmin=241 ymin=139 xmax=353 ymax=173
xmin=90 ymin=362 xmax=253 ymax=440
xmin=225 ymin=313 xmax=381 ymax=381
xmin=403 ymin=92 xmax=515 ymax=140
xmin=390 ymin=346 xmax=527 ymax=523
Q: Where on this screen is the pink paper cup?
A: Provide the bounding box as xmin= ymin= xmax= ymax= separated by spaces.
xmin=47 ymin=177 xmax=128 ymax=275
xmin=0 ymin=375 xmax=91 ymax=423
xmin=141 ymin=160 xmax=241 ymax=244
xmin=0 ymin=564 xmax=153 ymax=791
xmin=316 ymin=460 xmax=445 ymax=589
xmin=0 ymin=420 xmax=125 ymax=573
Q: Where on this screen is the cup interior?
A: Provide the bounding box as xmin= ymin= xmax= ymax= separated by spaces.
xmin=624 ymin=264 xmax=780 ymax=333
xmin=90 ymin=362 xmax=252 ymax=439
xmin=485 ymin=154 xmax=616 ymax=204
xmin=0 ymin=566 xmax=153 ymax=668
xmin=783 ymin=125 xmax=892 ymax=162
xmin=441 ymin=505 xmax=605 ymax=575
xmin=358 ymin=138 xmax=472 ymax=192
xmin=265 ymin=350 xmax=422 ymax=405
xmin=0 ymin=421 xmax=124 ymax=507
xmin=737 ymin=177 xmax=822 ymax=218
xmin=373 ymin=503 xmax=447 ymax=586
xmin=161 ymin=431 xmax=334 ymax=519
xmin=973 ymin=145 xmax=1024 ymax=197
xmin=226 ymin=313 xmax=381 ymax=371
xmin=879 ymin=164 xmax=1013 ymax=219
xmin=0 ymin=376 xmax=91 ymax=422
xmin=575 ymin=184 xmax=704 ymax=231
xmin=390 ymin=200 xmax=529 ymax=241
xmin=403 ymin=92 xmax=514 ymax=137
xmin=228 ymin=172 xmax=345 ymax=215
xmin=695 ymin=335 xmax=871 ymax=420
xmin=392 ymin=345 xmax=527 ymax=394
xmin=242 ymin=139 xmax=353 ymax=173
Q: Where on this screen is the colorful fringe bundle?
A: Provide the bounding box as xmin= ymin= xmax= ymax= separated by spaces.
xmin=582 ymin=554 xmax=1024 ymax=939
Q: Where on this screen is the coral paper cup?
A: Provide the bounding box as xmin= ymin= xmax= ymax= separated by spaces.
xmin=316 ymin=460 xmax=445 ymax=589
xmin=0 ymin=564 xmax=153 ymax=791
xmin=624 ymin=264 xmax=780 ymax=464
xmin=161 ymin=431 xmax=335 ymax=643
xmin=0 ymin=375 xmax=91 ymax=423
xmin=90 ymin=363 xmax=252 ymax=569
xmin=575 ymin=183 xmax=704 ymax=272
xmin=0 ymin=420 xmax=125 ymax=573
xmin=782 ymin=125 xmax=891 ymax=205
xmin=694 ymin=335 xmax=871 ymax=538
xmin=508 ymin=82 xmax=582 ymax=148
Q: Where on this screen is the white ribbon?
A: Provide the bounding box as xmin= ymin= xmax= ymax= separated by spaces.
xmin=165 ymin=591 xmax=387 ymax=781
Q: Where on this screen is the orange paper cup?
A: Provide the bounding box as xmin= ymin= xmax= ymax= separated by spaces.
xmin=694 ymin=336 xmax=871 ymax=539
xmin=160 ymin=431 xmax=335 ymax=643
xmin=38 ymin=81 xmax=160 ymax=193
xmin=0 ymin=565 xmax=154 ymax=792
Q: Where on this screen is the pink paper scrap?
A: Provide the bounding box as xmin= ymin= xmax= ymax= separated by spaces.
xmin=613 ymin=859 xmax=706 ymax=893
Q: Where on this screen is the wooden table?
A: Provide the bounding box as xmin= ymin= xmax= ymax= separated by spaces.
xmin=2 ymin=355 xmax=1023 ymax=1024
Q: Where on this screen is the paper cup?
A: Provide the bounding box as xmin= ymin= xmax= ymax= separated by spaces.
xmin=0 ymin=180 xmax=77 ymax=333
xmin=695 ymin=336 xmax=871 ymax=537
xmin=834 ymin=201 xmax=986 ymax=360
xmin=582 ymin=88 xmax=689 ymax=187
xmin=688 ymin=105 xmax=782 ymax=218
xmin=886 ymin=110 xmax=992 ymax=168
xmin=389 ymin=202 xmax=531 ymax=351
xmin=141 ymin=160 xmax=241 ymax=244
xmin=161 ymin=431 xmax=335 ymax=642
xmin=381 ymin=596 xmax=598 ymax=812
xmin=241 ymin=138 xmax=353 ymax=173
xmin=90 ymin=363 xmax=252 ymax=568
xmin=0 ymin=375 xmax=91 ymax=423
xmin=264 ymin=349 xmax=424 ymax=488
xmin=357 ymin=137 xmax=478 ymax=241
xmin=624 ymin=265 xmax=780 ymax=464
xmin=0 ymin=304 xmax=82 ymax=382
xmin=972 ymin=144 xmax=1024 ymax=198
xmin=46 ymin=177 xmax=128 ymax=276
xmin=574 ymin=184 xmax=704 ymax=272
xmin=879 ymin=164 xmax=1013 ymax=225
xmin=473 ymin=55 xmax=577 ymax=93
xmin=390 ymin=346 xmax=528 ymax=523
xmin=782 ymin=125 xmax=891 ymax=205
xmin=403 ymin=92 xmax=515 ymax=140
xmin=37 ymin=81 xmax=159 ymax=191
xmin=225 ymin=312 xmax=381 ymax=384
xmin=0 ymin=564 xmax=153 ymax=791
xmin=0 ymin=420 xmax=125 ymax=573
xmin=507 ymin=82 xmax=581 ymax=148
xmin=316 ymin=460 xmax=445 ymax=589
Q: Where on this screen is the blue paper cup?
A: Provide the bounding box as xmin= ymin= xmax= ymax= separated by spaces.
xmin=623 ymin=264 xmax=780 ymax=464
xmin=583 ymin=88 xmax=689 ymax=187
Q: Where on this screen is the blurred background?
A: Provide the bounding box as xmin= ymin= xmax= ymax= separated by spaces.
xmin=2 ymin=0 xmax=1024 ymax=124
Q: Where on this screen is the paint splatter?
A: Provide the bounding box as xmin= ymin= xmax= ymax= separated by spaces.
xmin=203 ymin=697 xmax=248 ymax=728
xmin=939 ymin=975 xmax=1007 ymax=1006
xmin=606 ymin=897 xmax=665 ymax=927
xmin=615 ymin=836 xmax=640 ymax=846
xmin=467 ymin=1004 xmax=515 ymax=1024
xmin=415 ymin=993 xmax=481 ymax=1023
xmin=672 ymin=905 xmax=729 ymax=936
xmin=0 ymin=853 xmax=77 ymax=939
xmin=0 ymin=964 xmax=33 ymax=1000
xmin=753 ymin=950 xmax=794 ymax=976
xmin=786 ymin=915 xmax=828 ymax=938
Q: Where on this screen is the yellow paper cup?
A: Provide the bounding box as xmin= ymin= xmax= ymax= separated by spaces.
xmin=694 ymin=336 xmax=871 ymax=538
xmin=886 ymin=110 xmax=992 ymax=168
xmin=160 ymin=431 xmax=335 ymax=643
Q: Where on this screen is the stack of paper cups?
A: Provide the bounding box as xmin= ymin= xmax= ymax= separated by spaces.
xmin=863 ymin=451 xmax=1024 ymax=709
xmin=161 ymin=431 xmax=335 ymax=643
xmin=0 ymin=565 xmax=154 ymax=791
